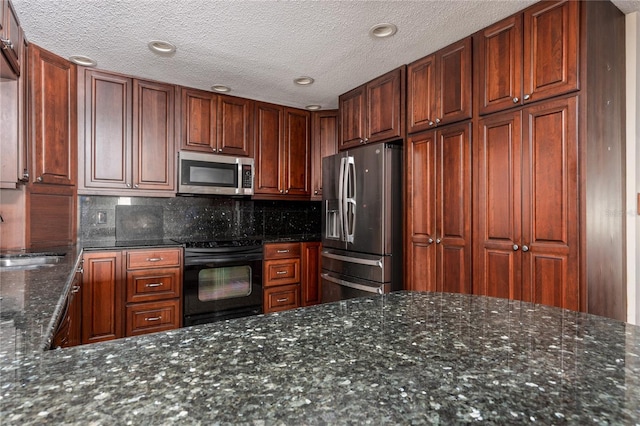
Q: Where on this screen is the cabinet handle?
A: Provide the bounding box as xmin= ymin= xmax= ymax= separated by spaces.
xmin=36 ymin=176 xmax=43 ymax=182
xmin=276 ymin=298 xmax=289 ymax=303
xmin=512 ymin=97 xmax=519 ymax=103
xmin=276 ymin=249 xmax=290 ymax=253
xmin=276 ymin=271 xmax=288 ymax=275
xmin=71 ymin=285 xmax=80 ymax=294
xmin=280 ymin=189 xmax=284 ymax=194
xmin=428 ymin=120 xmax=434 ymax=126
xmin=134 ymin=184 xmax=139 ymax=189
xmin=522 ymin=245 xmax=529 ymax=252
xmin=428 ymin=238 xmax=434 ymax=244
xmin=523 ymin=94 xmax=531 ymax=101
xmin=145 ymin=316 xmax=161 ymax=321
xmin=18 ymin=170 xmax=29 ymax=183
xmin=285 ymin=189 xmax=289 ymax=194
xmin=513 ymin=244 xmax=519 ymax=251
xmin=146 ymin=257 xmax=164 ymax=262
xmin=126 ymin=183 xmax=131 ymax=188
xmin=1 ymin=38 xmax=13 ymax=50
xmin=77 ymin=267 xmax=84 ymax=274
xmin=435 ymin=118 xmax=441 ymax=124
xmin=436 ymin=238 xmax=441 ymax=244
xmin=145 ymin=283 xmax=163 ymax=288
xmin=314 ymin=190 xmax=318 ymax=195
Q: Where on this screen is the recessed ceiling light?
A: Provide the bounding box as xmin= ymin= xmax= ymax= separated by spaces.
xmin=69 ymin=55 xmax=97 ymax=67
xmin=211 ymin=85 xmax=231 ymax=93
xmin=369 ymin=23 xmax=398 ymax=38
xmin=148 ymin=40 xmax=177 ymax=54
xmin=305 ymin=105 xmax=322 ymax=111
xmin=294 ymin=76 xmax=314 ymax=86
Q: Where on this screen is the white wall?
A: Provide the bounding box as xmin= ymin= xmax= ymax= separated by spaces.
xmin=626 ymin=12 xmax=639 ymax=325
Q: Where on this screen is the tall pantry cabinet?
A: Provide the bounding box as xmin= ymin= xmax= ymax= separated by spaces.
xmin=472 ymin=0 xmax=626 ymax=319
xmin=406 ymin=0 xmax=626 ymax=320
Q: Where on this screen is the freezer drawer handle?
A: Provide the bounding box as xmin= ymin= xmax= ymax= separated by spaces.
xmin=321 ymin=273 xmax=383 ymax=294
xmin=322 ymin=251 xmax=382 ymax=268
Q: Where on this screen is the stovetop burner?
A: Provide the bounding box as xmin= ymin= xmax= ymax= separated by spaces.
xmin=172 ymin=239 xmax=262 ymax=249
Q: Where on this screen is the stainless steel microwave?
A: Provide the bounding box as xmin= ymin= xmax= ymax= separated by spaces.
xmin=178 ymin=151 xmax=254 ymax=196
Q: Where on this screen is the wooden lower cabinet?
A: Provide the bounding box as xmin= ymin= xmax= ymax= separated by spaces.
xmin=405 ymin=122 xmax=472 ymax=294
xmin=473 ymin=96 xmax=579 ymax=311
xmin=263 ymin=241 xmax=320 ymax=313
xmin=51 ymin=266 xmax=82 ymax=348
xmin=78 ymin=247 xmax=182 ymax=346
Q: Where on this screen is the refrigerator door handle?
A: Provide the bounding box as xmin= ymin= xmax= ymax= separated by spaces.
xmin=322 ymin=251 xmax=382 ymax=267
xmin=338 ymin=156 xmax=347 ymax=241
xmin=345 ymin=156 xmax=356 ymax=243
xmin=321 ymin=273 xmax=384 ymax=295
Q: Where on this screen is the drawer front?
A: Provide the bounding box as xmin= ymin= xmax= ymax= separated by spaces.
xmin=264 ymin=243 xmax=301 ymax=260
xmin=126 ymin=267 xmax=181 ymax=303
xmin=126 ymin=300 xmax=180 ymax=336
xmin=264 ymin=258 xmax=300 ymax=286
xmin=126 ymin=248 xmax=182 ymax=269
xmin=264 ymin=284 xmax=300 ymax=313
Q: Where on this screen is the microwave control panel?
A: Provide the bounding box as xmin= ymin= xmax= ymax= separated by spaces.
xmin=242 ymin=165 xmax=253 ymax=189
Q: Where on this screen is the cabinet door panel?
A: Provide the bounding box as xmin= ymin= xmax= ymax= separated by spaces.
xmin=406 ymin=131 xmax=436 ymax=291
xmin=437 ymin=38 xmax=472 ymax=125
xmin=523 ymin=0 xmax=579 ymax=102
xmin=254 ymin=102 xmax=283 ymax=195
xmin=521 ymin=96 xmax=578 ymax=310
xmin=477 ymin=15 xmax=523 ymax=115
xmin=82 ymin=251 xmax=123 ymax=344
xmin=28 ymin=186 xmax=75 ymax=248
xmin=181 ymin=88 xmax=216 ymax=152
xmin=217 ymin=95 xmax=253 ymax=157
xmin=474 ymin=111 xmax=522 ymax=298
xmin=407 ymin=55 xmax=437 ymax=134
xmin=366 ymin=67 xmax=403 ymax=143
xmin=310 ymin=110 xmax=338 ymax=199
xmin=284 ymin=108 xmax=310 ymax=196
xmin=132 ymin=80 xmax=174 ymax=191
xmin=338 ymin=86 xmax=365 ymax=150
xmin=436 ymin=123 xmax=471 ymax=294
xmin=83 ymin=70 xmax=132 ymax=189
xmin=30 ymin=46 xmax=77 ymax=186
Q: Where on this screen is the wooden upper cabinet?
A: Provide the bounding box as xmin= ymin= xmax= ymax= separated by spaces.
xmin=132 ymin=79 xmax=175 ymax=191
xmin=181 ymin=89 xmax=253 ymax=156
xmin=283 ymin=108 xmax=310 ymax=196
xmin=310 ymin=110 xmax=338 ymax=200
xmin=181 ymin=88 xmax=217 ymax=152
xmin=408 ymin=38 xmax=471 ymax=133
xmin=477 ymin=0 xmax=579 ymax=115
xmin=81 ymin=69 xmax=132 ymax=190
xmin=523 ymin=0 xmax=579 ymax=103
xmin=217 ymin=95 xmax=254 ymax=157
xmin=29 ymin=44 xmax=77 ymax=186
xmin=1 ymin=0 xmax=22 ymax=76
xmin=79 ymin=68 xmax=175 ymax=195
xmin=477 ymin=15 xmax=523 ymax=115
xmin=338 ymin=85 xmax=365 ymax=150
xmin=254 ymin=102 xmax=283 ymax=196
xmin=366 ymin=67 xmax=404 ymax=143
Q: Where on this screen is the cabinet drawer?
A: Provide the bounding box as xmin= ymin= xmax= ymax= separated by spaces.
xmin=264 ymin=258 xmax=300 ymax=286
xmin=126 ymin=248 xmax=182 ymax=269
xmin=264 ymin=284 xmax=300 ymax=313
xmin=264 ymin=243 xmax=301 ymax=259
xmin=125 ymin=300 xmax=180 ymax=336
xmin=126 ymin=267 xmax=181 ymax=303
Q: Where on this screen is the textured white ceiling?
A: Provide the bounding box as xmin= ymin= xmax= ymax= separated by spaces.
xmin=12 ymin=0 xmax=640 ymax=110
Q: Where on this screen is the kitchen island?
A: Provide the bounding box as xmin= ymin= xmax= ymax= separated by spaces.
xmin=1 ymin=291 xmax=639 ymax=424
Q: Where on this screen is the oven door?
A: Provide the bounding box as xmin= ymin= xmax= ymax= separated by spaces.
xmin=183 ymin=256 xmax=262 ymax=326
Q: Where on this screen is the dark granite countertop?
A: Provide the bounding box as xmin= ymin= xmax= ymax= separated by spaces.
xmin=1 ymin=291 xmax=639 ymax=424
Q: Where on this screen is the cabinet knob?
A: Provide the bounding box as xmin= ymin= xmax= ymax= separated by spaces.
xmin=126 ymin=183 xmax=131 ymax=188
xmin=428 ymin=238 xmax=434 ymax=244
xmin=513 ymin=244 xmax=519 ymax=251
xmin=522 ymin=245 xmax=529 ymax=252
xmin=523 ymin=94 xmax=531 ymax=101
xmin=285 ymin=189 xmax=289 ymax=194
xmin=513 ymin=97 xmax=519 ymax=103
xmin=428 ymin=121 xmax=434 ymax=126
xmin=36 ymin=176 xmax=43 ymax=182
xmin=280 ymin=189 xmax=284 ymax=194
xmin=1 ymin=38 xmax=13 ymax=50
xmin=436 ymin=238 xmax=441 ymax=244
xmin=435 ymin=118 xmax=441 ymax=124
xmin=314 ymin=190 xmax=318 ymax=195
xmin=18 ymin=170 xmax=29 ymax=183
xmin=218 ymin=148 xmax=223 ymax=153
xmin=134 ymin=184 xmax=139 ymax=188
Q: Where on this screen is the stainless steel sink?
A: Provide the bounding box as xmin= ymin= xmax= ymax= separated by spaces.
xmin=0 ymin=254 xmax=65 ymax=271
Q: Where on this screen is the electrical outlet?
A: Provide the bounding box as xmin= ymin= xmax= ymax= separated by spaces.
xmin=97 ymin=211 xmax=107 ymax=224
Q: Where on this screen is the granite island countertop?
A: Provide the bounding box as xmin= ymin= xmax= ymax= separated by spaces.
xmin=1 ymin=291 xmax=639 ymax=424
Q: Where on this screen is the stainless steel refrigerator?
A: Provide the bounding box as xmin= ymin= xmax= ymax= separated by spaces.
xmin=321 ymin=142 xmax=403 ymax=303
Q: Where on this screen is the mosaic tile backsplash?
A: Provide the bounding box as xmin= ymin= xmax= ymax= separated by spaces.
xmin=79 ymin=196 xmax=321 ymax=243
